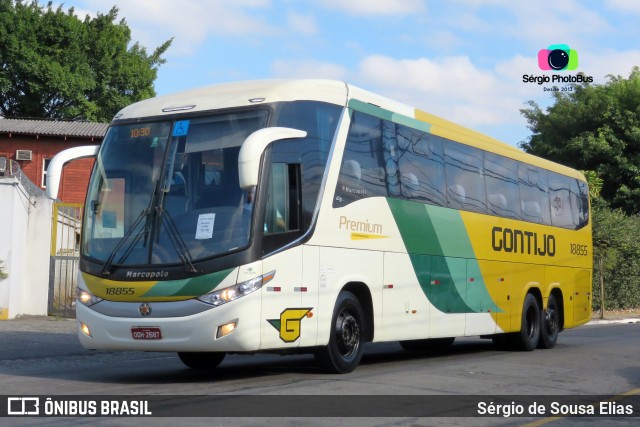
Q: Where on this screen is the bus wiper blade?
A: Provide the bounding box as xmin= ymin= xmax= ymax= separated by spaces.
xmin=101 ymin=208 xmax=149 ymax=276
xmin=158 ymin=206 xmax=198 ymax=273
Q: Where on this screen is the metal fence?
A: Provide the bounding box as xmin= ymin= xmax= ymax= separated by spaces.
xmin=49 ymin=202 xmax=83 ymax=318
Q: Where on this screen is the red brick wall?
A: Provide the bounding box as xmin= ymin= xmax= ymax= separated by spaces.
xmin=0 ymin=135 xmax=100 ymax=204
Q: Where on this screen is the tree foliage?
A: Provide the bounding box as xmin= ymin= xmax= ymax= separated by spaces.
xmin=592 ymin=205 xmax=640 ymax=309
xmin=581 ymin=170 xmax=603 ymax=201
xmin=0 ymin=0 xmax=172 ymax=121
xmin=520 ymin=67 xmax=640 ymax=214
xmin=521 ymin=69 xmax=640 ymax=308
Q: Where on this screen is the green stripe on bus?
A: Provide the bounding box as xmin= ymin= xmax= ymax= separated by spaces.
xmin=348 ymin=99 xmax=432 ymax=133
xmin=387 ymin=198 xmax=499 ymax=313
xmin=142 ymin=268 xmax=235 ymax=297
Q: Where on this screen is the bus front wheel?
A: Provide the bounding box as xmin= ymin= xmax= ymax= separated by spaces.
xmin=315 ymin=291 xmax=365 ymax=374
xmin=177 ymin=351 xmax=226 ymax=370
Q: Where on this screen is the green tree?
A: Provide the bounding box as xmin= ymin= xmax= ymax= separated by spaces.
xmin=591 ymin=205 xmax=640 ymax=310
xmin=581 ymin=170 xmax=603 ymax=202
xmin=0 ymin=0 xmax=172 ymax=122
xmin=520 ymin=67 xmax=640 ymax=214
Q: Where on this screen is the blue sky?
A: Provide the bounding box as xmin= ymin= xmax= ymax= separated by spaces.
xmin=53 ymin=0 xmax=640 ymax=147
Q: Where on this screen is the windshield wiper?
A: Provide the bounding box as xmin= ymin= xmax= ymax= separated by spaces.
xmin=101 ymin=174 xmax=162 ymax=276
xmin=101 ymin=208 xmax=150 ymax=276
xmin=157 ymin=206 xmax=198 ymax=273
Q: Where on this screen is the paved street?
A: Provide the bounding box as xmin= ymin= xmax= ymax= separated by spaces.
xmin=0 ymin=315 xmax=638 ymax=426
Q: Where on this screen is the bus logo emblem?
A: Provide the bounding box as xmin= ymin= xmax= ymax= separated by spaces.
xmin=139 ymin=303 xmax=152 ymax=317
xmin=267 ymin=308 xmax=313 ymax=343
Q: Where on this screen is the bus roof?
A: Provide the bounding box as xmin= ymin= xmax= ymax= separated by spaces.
xmin=113 ymin=79 xmax=584 ymax=181
xmin=114 ymin=79 xmax=349 ymax=120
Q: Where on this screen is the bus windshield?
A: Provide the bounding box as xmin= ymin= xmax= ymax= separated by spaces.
xmin=82 ymin=110 xmax=269 ymax=268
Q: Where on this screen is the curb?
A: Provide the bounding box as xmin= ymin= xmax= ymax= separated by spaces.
xmin=586 ymin=318 xmax=640 ymax=325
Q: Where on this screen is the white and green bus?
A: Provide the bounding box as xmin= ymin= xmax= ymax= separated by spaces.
xmin=47 ymin=80 xmax=592 ymax=373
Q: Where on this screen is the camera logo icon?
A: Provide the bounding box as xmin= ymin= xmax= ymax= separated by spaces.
xmin=538 ymin=44 xmax=578 ymax=71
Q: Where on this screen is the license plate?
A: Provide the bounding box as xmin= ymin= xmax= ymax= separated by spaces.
xmin=131 ymin=327 xmax=162 ymax=340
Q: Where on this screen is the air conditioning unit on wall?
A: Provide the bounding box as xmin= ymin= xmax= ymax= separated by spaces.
xmin=16 ymin=150 xmax=32 ymax=161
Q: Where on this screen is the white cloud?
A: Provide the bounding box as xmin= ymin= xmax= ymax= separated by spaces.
xmin=270 ymin=59 xmax=349 ymax=80
xmin=606 ymin=0 xmax=640 ymax=13
xmin=422 ymin=30 xmax=463 ymax=52
xmin=287 ymin=11 xmax=318 ymax=36
xmin=268 ymin=54 xmax=545 ymax=137
xmin=63 ymin=5 xmax=96 ymax=20
xmin=319 ymin=0 xmax=427 ymax=16
xmin=352 ymin=50 xmax=640 ymax=143
xmin=580 ymin=50 xmax=640 ymax=82
xmin=356 ymin=55 xmax=523 ymax=127
xmin=508 ymin=2 xmax=609 ymax=46
xmin=448 ymin=0 xmax=610 ymax=47
xmin=63 ymin=0 xmax=276 ymax=55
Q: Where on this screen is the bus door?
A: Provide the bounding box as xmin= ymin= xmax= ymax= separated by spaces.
xmin=259 ymin=161 xmax=313 ymax=349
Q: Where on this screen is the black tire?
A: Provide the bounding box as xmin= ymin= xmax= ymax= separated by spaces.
xmin=315 ymin=291 xmax=365 ymax=374
xmin=177 ymin=352 xmax=226 ymax=370
xmin=538 ymin=294 xmax=560 ymax=349
xmin=511 ymin=293 xmax=541 ymax=351
xmin=400 ymin=337 xmax=455 ymax=352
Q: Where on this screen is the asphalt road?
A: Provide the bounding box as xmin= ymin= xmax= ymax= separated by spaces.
xmin=0 ymin=317 xmax=638 ymax=426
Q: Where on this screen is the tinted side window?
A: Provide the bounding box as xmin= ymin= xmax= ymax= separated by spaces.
xmin=399 ymin=129 xmax=447 ymax=206
xmin=274 ymin=101 xmax=342 ymax=225
xmin=518 ymin=165 xmax=551 ymax=225
xmin=334 ymin=111 xmax=387 ymax=207
xmin=577 ymin=179 xmax=590 ymax=228
xmin=549 ymin=172 xmax=581 ymax=229
xmin=444 ymin=142 xmax=487 ymax=213
xmin=484 ymin=153 xmax=520 ymax=219
xmin=264 ymin=163 xmax=300 ymax=235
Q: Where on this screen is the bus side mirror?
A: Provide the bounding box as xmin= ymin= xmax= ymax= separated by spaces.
xmin=238 ymin=127 xmax=307 ymax=190
xmin=46 ymin=145 xmax=99 ymax=200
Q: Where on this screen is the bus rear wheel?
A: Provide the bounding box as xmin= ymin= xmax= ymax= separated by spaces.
xmin=511 ymin=293 xmax=541 ymax=351
xmin=315 ymin=291 xmax=365 ymax=374
xmin=177 ymin=351 xmax=226 ymax=370
xmin=538 ymin=294 xmax=560 ymax=349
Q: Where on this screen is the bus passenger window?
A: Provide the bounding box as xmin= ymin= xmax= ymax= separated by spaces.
xmin=518 ymin=165 xmax=551 ymax=225
xmin=333 ymin=111 xmax=387 ymax=207
xmin=444 ymin=142 xmax=486 ymax=213
xmin=334 ymin=160 xmax=364 ymax=206
xmin=485 ymin=153 xmax=520 ymax=219
xmin=448 ymin=183 xmax=466 ymax=205
xmin=549 ymin=173 xmax=580 ymax=229
xmin=577 ymin=179 xmax=590 ymax=228
xmin=399 ymin=131 xmax=446 ymax=206
xmin=400 ymin=172 xmax=420 ymax=199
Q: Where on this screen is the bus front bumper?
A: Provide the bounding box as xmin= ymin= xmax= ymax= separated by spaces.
xmin=76 ymin=293 xmax=262 ymax=352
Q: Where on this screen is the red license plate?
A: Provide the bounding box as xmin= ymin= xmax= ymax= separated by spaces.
xmin=131 ymin=327 xmax=162 ymax=340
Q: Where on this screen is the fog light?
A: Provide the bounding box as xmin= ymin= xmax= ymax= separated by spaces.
xmin=80 ymin=322 xmax=92 ymax=337
xmin=216 ymin=320 xmax=238 ymax=339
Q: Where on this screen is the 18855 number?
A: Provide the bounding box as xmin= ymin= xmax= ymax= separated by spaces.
xmin=570 ymin=243 xmax=588 ymax=256
xmin=105 ymin=287 xmax=135 ymax=296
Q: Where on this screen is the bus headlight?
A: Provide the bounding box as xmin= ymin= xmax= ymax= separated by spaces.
xmin=198 ymin=271 xmax=275 ymax=306
xmin=77 ymin=288 xmax=103 ymax=307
